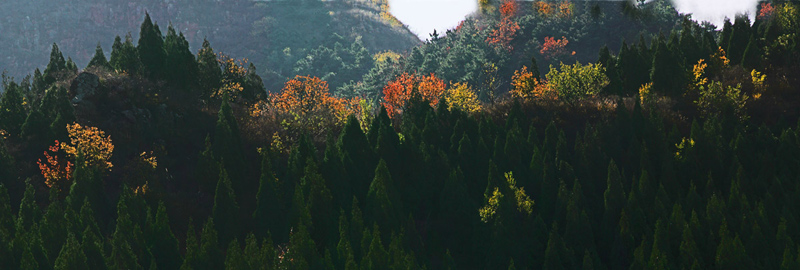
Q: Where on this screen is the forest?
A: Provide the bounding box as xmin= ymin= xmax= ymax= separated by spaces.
xmin=1 ymin=0 xmax=800 ymax=269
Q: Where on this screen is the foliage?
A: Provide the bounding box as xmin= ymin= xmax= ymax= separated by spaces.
xmin=695 ymin=81 xmax=748 ymax=121
xmin=266 ymin=75 xmax=359 ymax=135
xmin=444 ymin=82 xmax=482 ymax=113
xmin=540 ymin=36 xmax=571 ymax=61
xmin=381 ymin=73 xmax=446 ymax=119
xmin=545 ymin=62 xmax=609 ymax=104
xmin=37 ymin=141 xmax=74 ymax=191
xmin=511 ymin=66 xmax=553 ymax=100
xmin=61 ymin=123 xmax=114 ymax=172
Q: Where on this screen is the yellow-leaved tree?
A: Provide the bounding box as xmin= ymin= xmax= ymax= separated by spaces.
xmin=445 ymin=82 xmax=482 ymax=113
xmin=61 ymin=123 xmax=114 ymax=171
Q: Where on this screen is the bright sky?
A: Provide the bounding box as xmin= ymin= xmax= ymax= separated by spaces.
xmin=670 ymin=0 xmax=758 ymax=27
xmin=389 ymin=0 xmax=478 ymax=40
xmin=388 ymin=0 xmax=760 ymax=41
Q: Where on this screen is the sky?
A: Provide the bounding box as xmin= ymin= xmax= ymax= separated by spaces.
xmin=670 ymin=0 xmax=759 ymax=27
xmin=389 ymin=0 xmax=760 ymax=40
xmin=389 ymin=0 xmax=478 ymax=40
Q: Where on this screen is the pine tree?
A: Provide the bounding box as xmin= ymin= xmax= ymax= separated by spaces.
xmin=213 ymin=95 xmax=247 ymax=200
xmin=53 ymin=233 xmax=88 ymax=270
xmin=86 ymin=44 xmax=111 ymax=70
xmin=164 ymin=25 xmax=198 ymax=91
xmin=138 ymin=13 xmax=165 ymax=79
xmin=224 ymin=239 xmax=247 ymax=270
xmin=366 ymin=159 xmax=398 ymax=231
xmin=0 ymin=81 xmax=26 ymax=136
xmin=213 ymin=168 xmax=240 ymax=246
xmin=338 ymin=115 xmax=374 ymax=200
xmin=110 ymin=34 xmax=142 ymax=74
xmin=199 ymin=218 xmax=224 ymax=270
xmin=43 ymin=43 xmax=67 ymax=85
xmin=197 ymin=39 xmax=222 ymax=99
xmin=146 ymin=202 xmax=182 ymax=269
xmin=253 ymin=151 xmax=281 ymax=240
xmin=81 ymin=226 xmax=107 ymax=270
xmin=20 ymin=106 xmax=52 ymax=151
xmin=180 ymin=221 xmax=200 ymax=270
xmin=741 ymin=34 xmax=763 ymax=70
xmin=651 ymin=39 xmax=685 ymax=97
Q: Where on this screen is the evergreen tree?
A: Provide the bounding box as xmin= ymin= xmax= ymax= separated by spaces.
xmin=213 ymin=168 xmax=240 ymax=246
xmin=366 ymin=159 xmax=398 ymax=231
xmin=86 ymin=44 xmax=111 ymax=70
xmin=197 ymin=39 xmax=222 ymax=99
xmin=224 ymin=239 xmax=247 ymax=270
xmin=651 ymin=39 xmax=685 ymax=97
xmin=213 ymin=95 xmax=247 ymax=200
xmin=180 ymin=221 xmax=200 ymax=270
xmin=138 ymin=13 xmax=165 ymax=79
xmin=43 ymin=43 xmax=67 ymax=85
xmin=110 ymin=34 xmax=142 ymax=74
xmin=53 ymin=233 xmax=88 ymax=270
xmin=20 ymin=106 xmax=52 ymax=151
xmin=199 ymin=218 xmax=224 ymax=270
xmin=741 ymin=34 xmax=763 ymax=70
xmin=253 ymin=151 xmax=281 ymax=240
xmin=0 ymin=81 xmax=26 ymax=136
xmin=164 ymin=25 xmax=198 ymax=91
xmin=338 ymin=115 xmax=374 ymax=200
xmin=146 ymin=202 xmax=182 ymax=269
xmin=81 ymin=227 xmax=107 ymax=270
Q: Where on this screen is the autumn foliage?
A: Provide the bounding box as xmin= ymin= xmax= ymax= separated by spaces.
xmin=445 ymin=82 xmax=482 ymax=113
xmin=487 ymin=1 xmax=521 ymax=51
xmin=534 ymin=1 xmax=573 ymax=18
xmin=500 ymin=0 xmax=518 ymax=18
xmin=381 ymin=73 xmax=446 ymax=119
xmin=61 ymin=123 xmax=115 ymax=171
xmin=511 ymin=66 xmax=553 ymax=100
xmin=38 ymin=141 xmax=74 ymax=190
xmin=540 ymin=36 xmax=572 ymax=61
xmin=759 ymin=3 xmax=775 ymax=20
xmin=213 ymin=53 xmax=249 ymax=99
xmin=267 ymin=75 xmax=359 ymax=131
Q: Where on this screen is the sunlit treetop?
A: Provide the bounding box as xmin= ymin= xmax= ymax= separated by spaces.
xmin=61 ymin=123 xmax=114 ymax=171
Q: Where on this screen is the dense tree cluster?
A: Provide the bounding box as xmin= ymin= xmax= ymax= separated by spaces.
xmin=0 ymin=1 xmax=799 ymax=269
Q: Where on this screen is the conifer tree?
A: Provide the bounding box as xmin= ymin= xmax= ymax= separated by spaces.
xmin=199 ymin=218 xmax=224 ymax=270
xmin=224 ymin=239 xmax=246 ymax=270
xmin=366 ymin=159 xmax=398 ymax=231
xmin=651 ymin=39 xmax=685 ymax=97
xmin=0 ymin=81 xmax=26 ymax=136
xmin=53 ymin=233 xmax=88 ymax=270
xmin=180 ymin=221 xmax=199 ymax=270
xmin=197 ymin=39 xmax=222 ymax=99
xmin=138 ymin=13 xmax=165 ymax=79
xmin=213 ymin=94 xmax=247 ymax=199
xmin=86 ymin=44 xmax=111 ymax=70
xmin=146 ymin=202 xmax=181 ymax=269
xmin=253 ymin=151 xmax=281 ymax=240
xmin=338 ymin=115 xmax=374 ymax=199
xmin=164 ymin=25 xmax=198 ymax=91
xmin=741 ymin=34 xmax=763 ymax=70
xmin=43 ymin=43 xmax=67 ymax=85
xmin=109 ymin=35 xmax=142 ymax=75
xmin=213 ymin=168 xmax=240 ymax=246
xmin=81 ymin=227 xmax=107 ymax=270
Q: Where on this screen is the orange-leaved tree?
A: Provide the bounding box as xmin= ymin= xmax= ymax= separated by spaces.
xmin=381 ymin=73 xmax=446 ymax=119
xmin=269 ymin=75 xmax=359 ymax=133
xmin=61 ymin=123 xmax=114 ymax=172
xmin=540 ymin=36 xmax=572 ymax=61
xmin=511 ymin=66 xmax=554 ymax=100
xmin=38 ymin=140 xmax=74 ymax=191
xmin=487 ymin=0 xmax=521 ymax=51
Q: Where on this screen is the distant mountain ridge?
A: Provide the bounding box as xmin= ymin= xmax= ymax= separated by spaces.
xmin=0 ymin=0 xmax=421 ymax=83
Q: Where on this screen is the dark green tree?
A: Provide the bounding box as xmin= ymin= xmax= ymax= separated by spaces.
xmin=43 ymin=43 xmax=67 ymax=85
xmin=53 ymin=233 xmax=88 ymax=270
xmin=197 ymin=39 xmax=222 ymax=99
xmin=109 ymin=34 xmax=142 ymax=75
xmin=0 ymin=81 xmax=26 ymax=136
xmin=164 ymin=25 xmax=198 ymax=91
xmin=213 ymin=168 xmax=240 ymax=246
xmin=137 ymin=13 xmax=165 ymax=79
xmin=145 ymin=202 xmax=182 ymax=269
xmin=86 ymin=44 xmax=111 ymax=70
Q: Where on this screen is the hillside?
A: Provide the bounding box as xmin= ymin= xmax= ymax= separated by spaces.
xmin=0 ymin=0 xmax=421 ymax=90
xmin=1 ymin=0 xmax=800 ymax=269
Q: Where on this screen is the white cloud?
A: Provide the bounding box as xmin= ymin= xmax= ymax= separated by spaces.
xmin=389 ymin=0 xmax=478 ymax=40
xmin=670 ymin=0 xmax=758 ymax=27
